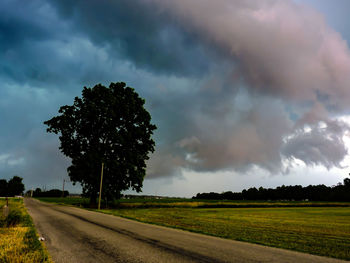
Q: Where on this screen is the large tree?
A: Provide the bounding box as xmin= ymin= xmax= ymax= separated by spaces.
xmin=44 ymin=82 xmax=156 ymax=204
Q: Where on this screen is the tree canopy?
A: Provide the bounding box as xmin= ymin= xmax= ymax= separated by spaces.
xmin=0 ymin=179 xmax=7 ymax=197
xmin=44 ymin=82 xmax=156 ymax=203
xmin=30 ymin=188 xmax=69 ymax=198
xmin=0 ymin=176 xmax=25 ymax=197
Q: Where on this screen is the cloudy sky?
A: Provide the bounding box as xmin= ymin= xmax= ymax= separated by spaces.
xmin=1 ymin=0 xmax=350 ymax=197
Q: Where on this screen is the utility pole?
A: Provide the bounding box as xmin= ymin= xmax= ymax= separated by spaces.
xmin=62 ymin=179 xmax=65 ymax=198
xmin=98 ymin=162 xmax=104 ymax=210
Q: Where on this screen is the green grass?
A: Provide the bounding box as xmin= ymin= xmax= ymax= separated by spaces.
xmin=37 ymin=197 xmax=350 ymax=260
xmin=36 ymin=197 xmax=89 ymax=206
xmin=36 ymin=196 xmax=350 ymax=208
xmin=102 ymin=207 xmax=350 ymax=260
xmin=0 ymin=198 xmax=52 ymax=263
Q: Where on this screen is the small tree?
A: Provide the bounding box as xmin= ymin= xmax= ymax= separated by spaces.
xmin=7 ymin=176 xmax=25 ymax=196
xmin=344 ymin=176 xmax=350 ymax=188
xmin=33 ymin=188 xmax=42 ymax=197
xmin=44 ymin=82 xmax=156 ymax=204
xmin=0 ymin=179 xmax=8 ymax=197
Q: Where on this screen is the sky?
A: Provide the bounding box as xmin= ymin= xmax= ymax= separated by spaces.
xmin=1 ymin=0 xmax=350 ymax=197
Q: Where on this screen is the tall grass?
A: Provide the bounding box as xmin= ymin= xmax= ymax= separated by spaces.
xmin=0 ymin=198 xmax=52 ymax=263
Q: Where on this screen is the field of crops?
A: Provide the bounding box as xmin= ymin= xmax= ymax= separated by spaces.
xmin=36 ymin=196 xmax=350 ymax=208
xmin=100 ymin=206 xmax=350 ymax=260
xmin=0 ymin=198 xmax=51 ymax=263
xmin=37 ymin=197 xmax=350 ymax=260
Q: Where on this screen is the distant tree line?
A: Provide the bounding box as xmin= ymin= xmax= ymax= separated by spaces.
xmin=0 ymin=176 xmax=25 ymax=197
xmin=31 ymin=188 xmax=69 ymax=198
xmin=193 ymin=178 xmax=350 ymax=201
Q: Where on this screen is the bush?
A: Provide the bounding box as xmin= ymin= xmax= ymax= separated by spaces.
xmin=21 ymin=213 xmax=33 ymax=227
xmin=6 ymin=209 xmax=23 ymax=227
xmin=23 ymin=228 xmax=42 ymax=251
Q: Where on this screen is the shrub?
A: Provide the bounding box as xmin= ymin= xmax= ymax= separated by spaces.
xmin=23 ymin=228 xmax=42 ymax=251
xmin=6 ymin=209 xmax=23 ymax=227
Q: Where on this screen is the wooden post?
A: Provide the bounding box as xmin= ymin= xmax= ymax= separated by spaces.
xmin=2 ymin=198 xmax=9 ymax=217
xmin=98 ymin=162 xmax=104 ymax=210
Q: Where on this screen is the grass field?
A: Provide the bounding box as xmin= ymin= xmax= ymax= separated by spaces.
xmin=37 ymin=197 xmax=350 ymax=260
xmin=36 ymin=196 xmax=350 ymax=208
xmin=0 ymin=198 xmax=52 ymax=263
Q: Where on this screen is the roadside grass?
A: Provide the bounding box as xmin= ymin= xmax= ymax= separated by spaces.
xmin=36 ymin=197 xmax=89 ymax=207
xmin=0 ymin=198 xmax=52 ymax=263
xmin=37 ymin=197 xmax=350 ymax=260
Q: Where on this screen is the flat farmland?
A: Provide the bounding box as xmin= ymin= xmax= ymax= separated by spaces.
xmin=37 ymin=198 xmax=350 ymax=260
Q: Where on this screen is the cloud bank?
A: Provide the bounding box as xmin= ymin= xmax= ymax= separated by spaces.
xmin=144 ymin=0 xmax=350 ymax=176
xmin=1 ymin=0 xmax=350 ymax=189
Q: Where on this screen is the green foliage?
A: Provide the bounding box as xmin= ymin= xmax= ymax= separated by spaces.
xmin=8 ymin=176 xmax=25 ymax=196
xmin=23 ymin=228 xmax=42 ymax=251
xmin=44 ymin=82 xmax=156 ymax=203
xmin=33 ymin=188 xmax=69 ymax=198
xmin=0 ymin=198 xmax=31 ymax=227
xmin=0 ymin=179 xmax=7 ymax=196
xmin=6 ymin=209 xmax=23 ymax=227
xmin=36 ymin=197 xmax=90 ymax=207
xmin=0 ymin=176 xmax=25 ymax=197
xmin=194 ymin=177 xmax=350 ymax=201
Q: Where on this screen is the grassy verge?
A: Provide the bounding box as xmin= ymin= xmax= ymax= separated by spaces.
xmin=37 ymin=197 xmax=350 ymax=260
xmin=0 ymin=198 xmax=52 ymax=263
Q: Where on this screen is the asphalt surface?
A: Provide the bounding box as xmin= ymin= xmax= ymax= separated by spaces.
xmin=24 ymin=198 xmax=347 ymax=263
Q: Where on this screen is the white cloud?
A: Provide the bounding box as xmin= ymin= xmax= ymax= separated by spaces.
xmin=0 ymin=153 xmax=25 ymax=167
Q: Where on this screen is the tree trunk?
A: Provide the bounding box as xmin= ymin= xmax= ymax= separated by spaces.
xmin=89 ymin=194 xmax=97 ymax=207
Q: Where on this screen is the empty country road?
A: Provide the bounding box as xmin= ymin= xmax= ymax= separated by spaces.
xmin=25 ymin=198 xmax=346 ymax=263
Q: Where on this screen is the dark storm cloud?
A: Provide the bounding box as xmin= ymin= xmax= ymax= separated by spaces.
xmin=144 ymin=0 xmax=350 ymax=177
xmin=147 ymin=90 xmax=293 ymax=177
xmin=0 ymin=0 xmax=78 ymax=89
xmin=1 ymin=0 xmax=350 ymax=188
xmin=1 ymin=0 xmax=213 ymax=90
xmin=152 ymin=0 xmax=350 ymax=108
xmin=0 ymin=0 xmax=52 ymax=49
xmin=48 ymin=0 xmax=212 ymax=78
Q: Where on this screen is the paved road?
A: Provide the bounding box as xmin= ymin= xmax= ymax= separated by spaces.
xmin=25 ymin=198 xmax=346 ymax=263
